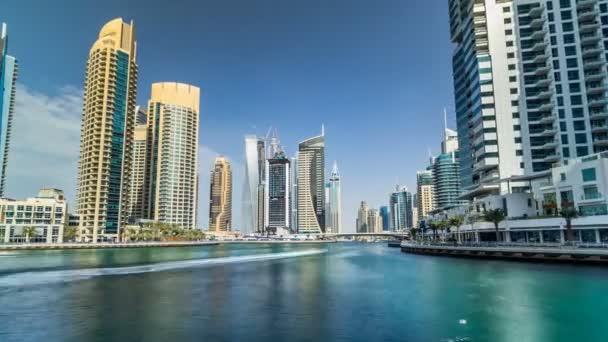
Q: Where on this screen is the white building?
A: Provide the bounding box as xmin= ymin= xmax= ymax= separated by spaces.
xmin=0 ymin=188 xmax=67 ymax=243
xmin=326 ymin=161 xmax=342 ymax=233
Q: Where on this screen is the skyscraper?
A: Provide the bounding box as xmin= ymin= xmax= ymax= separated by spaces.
xmin=367 ymin=208 xmax=382 ymax=233
xmin=265 ymin=151 xmax=291 ymax=232
xmin=416 ymin=170 xmax=434 ymax=222
xmin=77 ymin=18 xmax=137 ymax=242
xmin=0 ymin=23 xmax=18 ymax=197
xmin=389 ymin=186 xmax=413 ymax=231
xmin=356 ymin=201 xmax=369 ymax=233
xmin=431 ymin=124 xmax=466 ymax=211
xmin=0 ymin=24 xmax=17 ymax=197
xmin=128 ymin=120 xmax=148 ymax=221
xmin=145 ymin=82 xmax=200 ymax=229
xmin=297 ymin=127 xmax=325 ymax=234
xmin=326 ymin=161 xmax=342 ymax=233
xmin=244 ymin=135 xmax=266 ymax=235
xmin=379 ymin=206 xmax=390 ymax=231
xmin=449 ymin=0 xmax=525 ymax=198
xmin=209 ymin=156 xmax=232 ymax=232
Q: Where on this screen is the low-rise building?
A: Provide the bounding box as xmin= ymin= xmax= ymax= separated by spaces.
xmin=0 ymin=188 xmax=67 ymax=243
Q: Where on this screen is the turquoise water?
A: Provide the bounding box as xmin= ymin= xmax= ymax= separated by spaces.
xmin=0 ymin=243 xmax=607 ymax=341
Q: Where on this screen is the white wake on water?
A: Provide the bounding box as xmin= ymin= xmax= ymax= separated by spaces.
xmin=0 ymin=249 xmax=327 ymax=287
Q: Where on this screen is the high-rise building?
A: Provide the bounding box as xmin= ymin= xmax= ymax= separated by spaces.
xmin=389 ymin=186 xmax=413 ymax=231
xmin=297 ymin=127 xmax=325 ymax=234
xmin=265 ymin=151 xmax=291 ymax=231
xmin=367 ymin=208 xmax=382 ymax=233
xmin=244 ymin=135 xmax=266 ymax=235
xmin=209 ymin=157 xmax=232 ymax=232
xmin=379 ymin=206 xmax=390 ymax=231
xmin=0 ymin=23 xmax=18 ymax=197
xmin=290 ymin=155 xmax=298 ymax=232
xmin=145 ymin=82 xmax=200 ymax=229
xmin=356 ymin=201 xmax=369 ymax=233
xmin=416 ymin=170 xmax=434 ymax=221
xmin=77 ymin=18 xmax=137 ymax=242
xmin=449 ymin=0 xmax=525 ymax=199
xmin=128 ymin=121 xmax=148 ymax=221
xmin=135 ymin=105 xmax=147 ymax=125
xmin=326 ymin=161 xmax=342 ymax=233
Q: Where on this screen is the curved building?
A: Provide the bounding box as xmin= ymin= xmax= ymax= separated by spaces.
xmin=297 ymin=128 xmax=325 ymax=234
xmin=77 ymin=18 xmax=138 ymax=242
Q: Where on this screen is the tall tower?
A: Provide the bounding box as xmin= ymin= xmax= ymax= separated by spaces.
xmin=0 ymin=23 xmax=18 ymax=197
xmin=77 ymin=18 xmax=137 ymax=242
xmin=244 ymin=135 xmax=266 ymax=235
xmin=297 ymin=127 xmax=325 ymax=234
xmin=265 ymin=151 xmax=291 ymax=232
xmin=326 ymin=161 xmax=342 ymax=233
xmin=145 ymin=82 xmax=200 ymax=229
xmin=356 ymin=201 xmax=369 ymax=233
xmin=389 ymin=186 xmax=413 ymax=231
xmin=416 ymin=170 xmax=434 ymax=221
xmin=209 ymin=156 xmax=232 ymax=232
xmin=128 ymin=120 xmax=148 ymax=221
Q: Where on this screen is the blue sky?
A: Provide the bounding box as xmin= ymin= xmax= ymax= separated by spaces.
xmin=3 ymin=0 xmax=455 ymax=232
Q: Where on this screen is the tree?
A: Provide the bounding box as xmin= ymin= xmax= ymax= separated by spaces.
xmin=22 ymin=226 xmax=37 ymax=243
xmin=466 ymin=213 xmax=478 ymax=242
xmin=483 ymin=209 xmax=506 ymax=242
xmin=560 ymin=202 xmax=578 ymax=242
xmin=449 ymin=215 xmax=465 ymax=243
xmin=409 ymin=228 xmax=419 ymax=241
xmin=438 ymin=220 xmax=450 ymax=240
xmin=63 ymin=226 xmax=77 ymax=242
xmin=428 ymin=221 xmax=439 ymax=241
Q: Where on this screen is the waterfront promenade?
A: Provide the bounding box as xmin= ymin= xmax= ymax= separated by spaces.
xmin=402 ymin=242 xmax=608 ymax=264
xmin=0 ymin=239 xmax=336 ymax=251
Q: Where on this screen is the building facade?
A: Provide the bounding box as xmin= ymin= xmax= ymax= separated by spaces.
xmin=390 ymin=186 xmax=413 ymax=230
xmin=432 ymin=151 xmax=465 ymax=210
xmin=0 ymin=23 xmax=17 ymax=197
xmin=0 ymin=189 xmax=67 ymax=243
xmin=449 ymin=0 xmax=526 ymax=199
xmin=326 ymin=161 xmax=342 ymax=233
xmin=209 ymin=157 xmax=232 ymax=232
xmin=367 ymin=208 xmax=383 ymax=233
xmin=243 ymin=135 xmax=266 ymax=235
xmin=128 ymin=121 xmax=148 ymax=222
xmin=265 ymin=151 xmax=291 ymax=231
xmin=297 ymin=128 xmax=325 ymax=234
xmin=416 ymin=170 xmax=435 ymax=221
xmin=356 ymin=201 xmax=369 ymax=233
xmin=77 ymin=18 xmax=138 ymax=242
xmin=379 ymin=206 xmax=390 ymax=231
xmin=145 ymin=82 xmax=200 ymax=229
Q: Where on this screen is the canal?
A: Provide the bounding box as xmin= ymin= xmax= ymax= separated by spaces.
xmin=0 ymin=243 xmax=606 ymax=341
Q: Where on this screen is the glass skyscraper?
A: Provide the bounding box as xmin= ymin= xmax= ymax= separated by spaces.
xmin=326 ymin=161 xmax=342 ymax=234
xmin=379 ymin=206 xmax=390 ymax=231
xmin=389 ymin=186 xmax=413 ymax=231
xmin=265 ymin=151 xmax=291 ymax=231
xmin=0 ymin=23 xmax=18 ymax=197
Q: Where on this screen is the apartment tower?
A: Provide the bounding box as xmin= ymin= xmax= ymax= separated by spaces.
xmin=209 ymin=156 xmax=232 ymax=232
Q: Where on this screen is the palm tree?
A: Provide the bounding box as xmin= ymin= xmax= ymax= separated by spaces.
xmin=428 ymin=221 xmax=439 ymax=241
xmin=483 ymin=209 xmax=506 ymax=242
xmin=22 ymin=226 xmax=37 ymax=243
xmin=466 ymin=213 xmax=478 ymax=242
xmin=449 ymin=215 xmax=465 ymax=243
xmin=63 ymin=226 xmax=77 ymax=242
xmin=560 ymin=202 xmax=578 ymax=243
xmin=409 ymin=228 xmax=419 ymax=241
xmin=438 ymin=220 xmax=450 ymax=241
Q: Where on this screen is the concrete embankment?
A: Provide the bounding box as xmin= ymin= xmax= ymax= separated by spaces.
xmin=401 ymin=243 xmax=608 ymax=264
xmin=0 ymin=240 xmax=336 ymax=251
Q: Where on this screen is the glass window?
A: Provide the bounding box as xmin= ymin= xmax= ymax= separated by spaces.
xmin=582 ymin=168 xmax=597 ymax=182
xmin=575 ymin=133 xmax=587 ymax=144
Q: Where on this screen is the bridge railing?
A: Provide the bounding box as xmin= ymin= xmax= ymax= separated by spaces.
xmin=406 ymin=241 xmax=608 ymax=249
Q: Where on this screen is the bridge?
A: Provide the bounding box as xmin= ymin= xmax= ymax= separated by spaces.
xmin=322 ymin=232 xmax=409 ymax=239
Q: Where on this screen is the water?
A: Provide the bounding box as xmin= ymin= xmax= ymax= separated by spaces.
xmin=0 ymin=243 xmax=607 ymax=342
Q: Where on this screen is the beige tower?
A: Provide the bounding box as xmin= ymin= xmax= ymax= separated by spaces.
xmin=416 ymin=170 xmax=434 ymax=222
xmin=128 ymin=121 xmax=148 ymax=221
xmin=77 ymin=18 xmax=138 ymax=242
xmin=209 ymin=156 xmax=232 ymax=232
xmin=145 ymin=82 xmax=200 ymax=229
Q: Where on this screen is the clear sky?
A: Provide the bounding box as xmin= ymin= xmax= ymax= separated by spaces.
xmin=3 ymin=0 xmax=455 ymax=233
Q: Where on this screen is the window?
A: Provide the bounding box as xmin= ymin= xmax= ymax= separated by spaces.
xmin=510 ymin=88 xmax=518 ymax=94
xmin=559 ymin=109 xmax=565 ymax=118
xmin=565 ymin=46 xmax=577 ymax=56
xmin=561 ymin=10 xmax=572 ymax=20
xmin=507 ymin=52 xmax=515 ymax=58
xmin=560 ymin=173 xmax=566 ymax=181
xmin=575 ymin=133 xmax=587 ymax=144
xmin=512 ymin=112 xmax=520 ymax=118
xmin=516 ymin=150 xmax=523 ymax=156
xmin=556 ymin=84 xmax=563 ymax=94
xmin=509 ymin=76 xmax=517 ymax=82
xmin=560 ymin=122 xmax=567 ymax=131
xmin=562 ymin=22 xmax=574 ymax=32
xmin=504 ymin=18 xmax=512 ymax=24
xmin=563 ymin=34 xmax=575 ymax=44
xmin=566 ymin=58 xmax=577 ymax=68
xmin=503 ymin=7 xmax=510 ymax=12
xmin=568 ymin=70 xmax=579 ymax=80
xmin=582 ymin=168 xmax=597 ymax=182
xmin=505 ymin=29 xmax=513 ymax=35
xmin=574 ymin=120 xmax=586 ymax=131
xmin=553 ymin=59 xmax=560 ymax=69
xmin=571 ymin=95 xmax=582 ymax=105
xmin=572 ymin=107 xmax=584 ymax=118
xmin=507 ymin=41 xmax=514 ymax=47
xmin=569 ymin=82 xmax=580 ymax=92
xmin=563 ymin=147 xmax=570 ymax=158
xmin=561 ymin=134 xmax=569 ymax=144
xmin=515 ymin=137 xmax=522 ymax=143
xmin=508 ymin=64 xmax=516 ymax=70
xmin=577 ymin=146 xmax=589 ymax=157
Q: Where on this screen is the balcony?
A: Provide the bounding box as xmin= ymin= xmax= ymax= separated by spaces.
xmin=577 ymin=0 xmax=596 ymax=9
xmin=582 ymin=45 xmax=602 ymax=57
xmin=591 ymin=123 xmax=608 ymax=133
xmin=578 ymin=8 xmax=599 ymax=22
xmin=588 ymin=97 xmax=608 ymax=107
xmin=579 ymin=21 xmax=600 ymax=33
xmin=584 ymin=71 xmax=605 ymax=82
xmin=593 ymin=135 xmax=608 ymax=146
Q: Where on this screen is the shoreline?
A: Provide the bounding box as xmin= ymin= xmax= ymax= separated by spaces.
xmin=0 ymin=240 xmax=337 ymax=251
xmin=401 ymin=243 xmax=608 ymax=264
